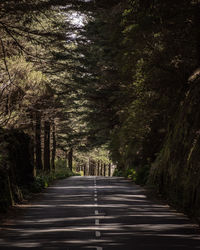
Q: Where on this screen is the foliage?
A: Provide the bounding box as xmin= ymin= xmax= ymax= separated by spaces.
xmin=113 ymin=164 xmax=150 ymax=185
xmin=0 ymin=1 xmax=84 ymax=212
xmin=55 ymin=158 xmax=67 ymax=169
xmin=113 ymin=168 xmax=124 ymax=177
xmin=149 ymin=75 xmax=200 ymax=217
xmin=0 ymin=129 xmax=34 ymax=212
xmin=68 ymin=0 xmax=200 ymax=218
xmin=29 ymin=165 xmax=75 ymax=193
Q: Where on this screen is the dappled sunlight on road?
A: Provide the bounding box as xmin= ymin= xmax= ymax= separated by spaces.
xmin=0 ymin=177 xmax=200 ymax=249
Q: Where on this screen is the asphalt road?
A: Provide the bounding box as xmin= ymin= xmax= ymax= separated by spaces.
xmin=0 ymin=176 xmax=200 ymax=250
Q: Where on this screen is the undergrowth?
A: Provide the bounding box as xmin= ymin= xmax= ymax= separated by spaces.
xmin=29 ymin=167 xmax=75 ymax=194
xmin=113 ymin=164 xmax=150 ymax=185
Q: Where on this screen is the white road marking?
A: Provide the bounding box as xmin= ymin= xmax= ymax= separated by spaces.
xmin=96 ymin=231 xmax=101 ymax=237
xmin=94 ymin=179 xmax=102 ymax=249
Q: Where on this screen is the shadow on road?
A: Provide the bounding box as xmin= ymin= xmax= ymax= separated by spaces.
xmin=0 ymin=177 xmax=199 ymax=249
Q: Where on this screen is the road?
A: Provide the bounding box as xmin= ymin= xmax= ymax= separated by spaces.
xmin=0 ymin=176 xmax=200 ymax=249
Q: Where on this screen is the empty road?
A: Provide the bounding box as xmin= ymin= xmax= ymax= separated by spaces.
xmin=0 ymin=176 xmax=200 ymax=249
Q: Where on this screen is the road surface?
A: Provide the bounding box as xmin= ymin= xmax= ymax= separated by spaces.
xmin=0 ymin=176 xmax=200 ymax=249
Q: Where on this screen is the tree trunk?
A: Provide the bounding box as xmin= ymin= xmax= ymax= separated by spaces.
xmin=83 ymin=164 xmax=86 ymax=176
xmin=195 ymin=1 xmax=200 ymax=65
xmin=108 ymin=163 xmax=111 ymax=177
xmin=93 ymin=161 xmax=96 ymax=176
xmin=44 ymin=120 xmax=50 ymax=172
xmin=88 ymin=158 xmax=91 ymax=175
xmin=97 ymin=160 xmax=100 ymax=176
xmin=86 ymin=160 xmax=90 ymax=176
xmin=100 ymin=161 xmax=102 ymax=176
xmin=65 ymin=151 xmax=68 ymax=168
xmin=101 ymin=161 xmax=103 ymax=176
xmin=28 ymin=111 xmax=35 ymax=176
xmin=90 ymin=159 xmax=95 ymax=176
xmin=104 ymin=163 xmax=106 ymax=177
xmin=94 ymin=161 xmax=97 ymax=176
xmin=51 ymin=121 xmax=56 ymax=171
xmin=68 ymin=147 xmax=73 ymax=171
xmin=35 ymin=111 xmax=43 ymax=171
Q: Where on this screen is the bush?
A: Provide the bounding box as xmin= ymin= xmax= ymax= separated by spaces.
xmin=29 ymin=166 xmax=74 ymax=193
xmin=113 ymin=165 xmax=150 ymax=185
xmin=79 ymin=170 xmax=84 ymax=176
xmin=135 ymin=164 xmax=150 ymax=185
xmin=55 ymin=158 xmax=67 ymax=169
xmin=125 ymin=167 xmax=137 ymax=181
xmin=113 ymin=168 xmax=124 ymax=177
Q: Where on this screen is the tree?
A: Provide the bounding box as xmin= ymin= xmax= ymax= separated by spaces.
xmin=35 ymin=111 xmax=43 ymax=171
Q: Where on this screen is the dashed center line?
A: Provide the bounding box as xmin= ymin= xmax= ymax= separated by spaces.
xmin=95 ymin=219 xmax=100 ymax=225
xmin=96 ymin=231 xmax=101 ymax=237
xmin=93 ymin=178 xmax=102 ymax=250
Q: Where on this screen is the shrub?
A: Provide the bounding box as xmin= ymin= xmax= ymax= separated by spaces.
xmin=30 ymin=166 xmax=74 ymax=193
xmin=135 ymin=164 xmax=150 ymax=185
xmin=113 ymin=164 xmax=150 ymax=185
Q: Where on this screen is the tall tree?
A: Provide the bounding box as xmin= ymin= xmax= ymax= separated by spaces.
xmin=43 ymin=120 xmax=51 ymax=172
xmin=35 ymin=111 xmax=43 ymax=171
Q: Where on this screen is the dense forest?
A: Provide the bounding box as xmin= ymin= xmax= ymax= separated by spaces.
xmin=0 ymin=0 xmax=200 ymax=219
